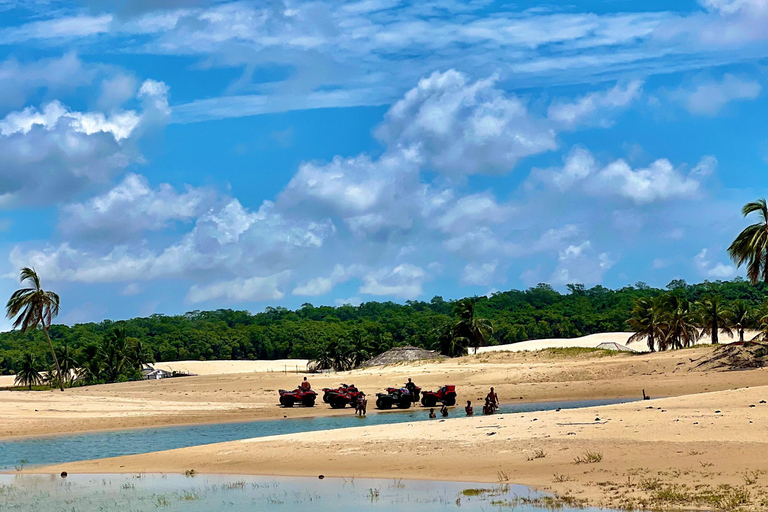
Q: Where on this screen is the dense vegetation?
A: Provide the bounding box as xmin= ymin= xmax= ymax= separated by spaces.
xmin=3 ymin=277 xmax=768 ymax=380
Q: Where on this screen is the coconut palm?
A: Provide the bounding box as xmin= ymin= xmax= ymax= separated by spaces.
xmin=730 ymin=300 xmax=753 ymax=343
xmin=100 ymin=328 xmax=129 ymax=382
xmin=127 ymin=338 xmax=154 ymax=370
xmin=696 ymin=295 xmax=733 ymax=345
xmin=15 ymin=353 xmax=43 ymax=390
xmin=55 ymin=342 xmax=77 ymax=384
xmin=435 ymin=323 xmax=465 ymax=357
xmin=662 ymin=295 xmax=701 ymax=349
xmin=5 ymin=268 xmax=64 ymax=391
xmin=453 ymin=299 xmax=493 ymax=355
xmin=728 ymin=198 xmax=768 ymax=284
xmin=627 ymin=297 xmax=666 ymax=352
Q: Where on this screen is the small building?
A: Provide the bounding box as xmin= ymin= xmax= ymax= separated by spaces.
xmin=141 ymin=367 xmax=174 ymax=380
xmin=596 ymin=342 xmax=638 ymax=353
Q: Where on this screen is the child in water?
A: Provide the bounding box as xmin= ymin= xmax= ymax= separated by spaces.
xmin=429 ymin=408 xmax=436 ymax=418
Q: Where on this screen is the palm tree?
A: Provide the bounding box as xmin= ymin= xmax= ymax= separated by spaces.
xmin=728 ymin=198 xmax=768 ymax=284
xmin=76 ymin=344 xmax=103 ymax=384
xmin=55 ymin=342 xmax=77 ymax=384
xmin=663 ymin=295 xmax=701 ymax=349
xmin=435 ymin=323 xmax=465 ymax=357
xmin=15 ymin=353 xmax=43 ymax=390
xmin=5 ymin=267 xmax=64 ymax=391
xmin=453 ymin=299 xmax=493 ymax=354
xmin=127 ymin=339 xmax=154 ymax=370
xmin=627 ymin=297 xmax=665 ymax=352
xmin=101 ymin=328 xmax=129 ymax=382
xmin=696 ymin=295 xmax=733 ymax=345
xmin=730 ymin=300 xmax=753 ymax=343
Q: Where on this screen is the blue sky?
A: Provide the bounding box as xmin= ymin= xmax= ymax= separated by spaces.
xmin=0 ymin=0 xmax=767 ymax=328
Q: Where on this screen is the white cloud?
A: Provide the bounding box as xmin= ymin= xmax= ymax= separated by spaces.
xmin=0 ymin=15 xmax=112 ymax=45
xmin=550 ymin=241 xmax=615 ymax=285
xmin=693 ymin=248 xmax=738 ymax=279
xmin=377 ymin=70 xmax=557 ymax=176
xmin=359 ymin=264 xmax=427 ymax=299
xmin=186 ymin=271 xmax=290 ymax=303
xmin=461 ymin=260 xmax=498 ymax=286
xmin=548 ymin=80 xmax=643 ymax=128
xmin=59 ymin=173 xmax=214 ymax=241
xmin=335 ymin=296 xmax=362 ymax=307
xmin=533 ymin=147 xmax=710 ymax=204
xmin=121 ymin=283 xmax=142 ymax=296
xmin=0 ymin=79 xmax=170 ymax=207
xmin=681 ymin=74 xmax=761 ymax=116
xmin=292 ymin=264 xmax=360 ymax=296
xmin=0 ymin=53 xmax=97 ymax=108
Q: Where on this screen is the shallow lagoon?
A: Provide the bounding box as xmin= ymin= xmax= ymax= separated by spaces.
xmin=0 ymin=398 xmax=632 ymax=470
xmin=0 ymin=474 xmax=602 ymax=512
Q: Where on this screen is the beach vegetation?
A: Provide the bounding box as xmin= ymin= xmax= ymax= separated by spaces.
xmin=2 ymin=272 xmax=768 ymax=377
xmin=5 ymin=267 xmax=64 ymax=391
xmin=573 ymin=449 xmax=603 ymax=464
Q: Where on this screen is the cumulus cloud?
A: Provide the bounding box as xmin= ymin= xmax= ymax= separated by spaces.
xmin=59 ymin=173 xmax=215 ymax=240
xmin=532 ymin=147 xmax=712 ymax=204
xmin=292 ymin=264 xmax=361 ymax=296
xmin=359 ymin=264 xmax=428 ymax=299
xmin=187 ymin=271 xmax=290 ymax=303
xmin=461 ymin=260 xmax=499 ymax=286
xmin=680 ymin=74 xmax=761 ymax=116
xmin=693 ymin=248 xmax=738 ymax=279
xmin=550 ymin=241 xmax=615 ymax=286
xmin=548 ymin=80 xmax=643 ymax=128
xmin=0 ymin=53 xmax=97 ymax=108
xmin=377 ymin=70 xmax=557 ymax=176
xmin=0 ymin=79 xmax=170 ymax=207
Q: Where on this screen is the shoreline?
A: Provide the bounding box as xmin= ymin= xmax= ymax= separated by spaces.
xmin=26 ymin=386 xmax=768 ymax=511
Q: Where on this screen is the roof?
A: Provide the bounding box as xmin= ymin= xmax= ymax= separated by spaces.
xmin=596 ymin=342 xmax=638 ymax=352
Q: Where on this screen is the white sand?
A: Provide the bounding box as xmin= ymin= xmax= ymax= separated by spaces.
xmin=478 ymin=330 xmax=759 ymax=353
xmin=151 ymin=359 xmax=309 ymax=375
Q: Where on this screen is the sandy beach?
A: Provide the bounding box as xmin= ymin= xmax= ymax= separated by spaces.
xmin=33 ymin=385 xmax=768 ymax=510
xmin=6 ymin=340 xmax=768 ymax=509
xmin=2 ymin=343 xmax=767 ymax=439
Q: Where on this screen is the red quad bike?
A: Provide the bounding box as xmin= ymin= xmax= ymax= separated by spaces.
xmin=278 ymin=388 xmax=317 ymax=407
xmin=420 ymin=385 xmax=457 ymax=407
xmin=326 ymin=385 xmax=364 ymax=409
xmin=375 ymin=387 xmax=413 ymax=410
xmin=322 ymin=383 xmax=358 ymax=404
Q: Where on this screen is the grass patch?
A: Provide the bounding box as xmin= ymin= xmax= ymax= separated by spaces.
xmin=573 ymin=450 xmax=603 ymax=465
xmin=526 ymin=448 xmax=546 ymax=461
xmin=541 ymin=347 xmax=616 ymax=358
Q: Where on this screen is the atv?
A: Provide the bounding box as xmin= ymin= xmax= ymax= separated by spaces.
xmin=420 ymin=385 xmax=457 ymax=407
xmin=375 ymin=387 xmax=413 ymax=409
xmin=326 ymin=386 xmax=364 ymax=409
xmin=278 ymin=387 xmax=317 ymax=407
xmin=322 ymin=383 xmax=358 ymax=403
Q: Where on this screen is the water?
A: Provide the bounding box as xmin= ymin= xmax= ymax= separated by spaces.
xmin=0 ymin=398 xmax=632 ymax=470
xmin=0 ymin=474 xmax=605 ymax=512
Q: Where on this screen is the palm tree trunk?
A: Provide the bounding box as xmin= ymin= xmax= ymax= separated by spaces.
xmin=740 ymin=328 xmax=744 ymax=343
xmin=712 ymin=319 xmax=718 ymax=345
xmin=42 ymin=323 xmax=64 ymax=391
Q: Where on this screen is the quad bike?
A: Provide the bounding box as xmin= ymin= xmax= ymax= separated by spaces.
xmin=326 ymin=386 xmax=364 ymax=409
xmin=322 ymin=383 xmax=358 ymax=404
xmin=405 ymin=384 xmax=421 ymax=404
xmin=375 ymin=387 xmax=413 ymax=409
xmin=420 ymin=385 xmax=457 ymax=407
xmin=278 ymin=387 xmax=317 ymax=407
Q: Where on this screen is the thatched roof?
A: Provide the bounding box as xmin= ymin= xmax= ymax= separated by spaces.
xmin=363 ymin=346 xmax=445 ymax=366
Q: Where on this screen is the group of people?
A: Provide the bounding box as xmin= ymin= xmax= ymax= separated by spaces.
xmin=464 ymin=387 xmax=499 ymax=416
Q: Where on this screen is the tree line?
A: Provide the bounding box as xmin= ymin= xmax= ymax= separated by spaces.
xmin=4 ymin=196 xmax=768 ymax=387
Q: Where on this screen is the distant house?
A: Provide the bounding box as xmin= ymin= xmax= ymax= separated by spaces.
xmin=141 ymin=367 xmax=174 ymax=380
xmin=596 ymin=342 xmax=638 ymax=353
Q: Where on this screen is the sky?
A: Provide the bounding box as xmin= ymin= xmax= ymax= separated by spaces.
xmin=0 ymin=0 xmax=767 ymax=328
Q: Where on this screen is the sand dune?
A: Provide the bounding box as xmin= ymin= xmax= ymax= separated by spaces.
xmin=478 ymin=330 xmax=760 ymax=353
xmin=152 ymin=359 xmax=309 ymax=376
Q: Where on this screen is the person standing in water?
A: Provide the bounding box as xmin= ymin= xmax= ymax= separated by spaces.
xmin=486 ymin=387 xmax=499 ymax=411
xmin=465 ymin=400 xmax=474 ymax=416
xmin=440 ymin=405 xmax=449 ymax=417
xmin=429 ymin=408 xmax=436 ymax=418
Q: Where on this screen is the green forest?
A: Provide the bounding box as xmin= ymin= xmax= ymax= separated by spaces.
xmin=3 ymin=277 xmax=767 ymax=380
